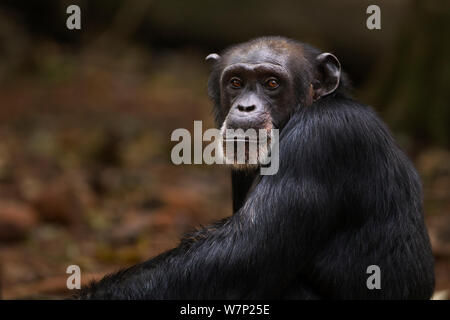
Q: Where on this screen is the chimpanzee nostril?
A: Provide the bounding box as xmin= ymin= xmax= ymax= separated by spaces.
xmin=237 ymin=104 xmax=256 ymax=112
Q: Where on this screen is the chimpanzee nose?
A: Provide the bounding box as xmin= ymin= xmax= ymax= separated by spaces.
xmin=237 ymin=104 xmax=256 ymax=112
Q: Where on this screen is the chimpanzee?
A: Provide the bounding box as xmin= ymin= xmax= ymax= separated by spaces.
xmin=78 ymin=36 xmax=434 ymax=299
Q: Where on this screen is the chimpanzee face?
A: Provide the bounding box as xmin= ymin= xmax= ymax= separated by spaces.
xmin=207 ymin=37 xmax=341 ymax=168
xmin=219 ymin=51 xmax=296 ymax=134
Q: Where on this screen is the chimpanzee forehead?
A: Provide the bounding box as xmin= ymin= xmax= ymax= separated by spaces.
xmin=225 ymin=48 xmax=285 ymax=66
xmin=224 ymin=40 xmax=304 ymax=67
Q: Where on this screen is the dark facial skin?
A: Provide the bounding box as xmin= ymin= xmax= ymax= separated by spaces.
xmin=221 ymin=62 xmax=293 ymax=131
xmin=208 ymin=37 xmax=342 ymax=137
xmin=219 ymin=47 xmax=299 ymax=132
xmin=206 ymin=38 xmax=343 ymax=170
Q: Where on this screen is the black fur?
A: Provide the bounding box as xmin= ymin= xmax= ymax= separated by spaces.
xmin=77 ymin=37 xmax=434 ymax=299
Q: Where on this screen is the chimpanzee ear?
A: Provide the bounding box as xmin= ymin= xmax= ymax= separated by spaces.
xmin=205 ymin=53 xmax=221 ymax=62
xmin=312 ymin=53 xmax=341 ymax=100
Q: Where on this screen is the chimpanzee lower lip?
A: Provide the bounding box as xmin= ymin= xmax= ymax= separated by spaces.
xmin=222 ymin=138 xmax=259 ymax=142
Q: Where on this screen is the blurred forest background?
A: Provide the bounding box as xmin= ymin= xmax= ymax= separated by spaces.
xmin=0 ymin=0 xmax=448 ymax=299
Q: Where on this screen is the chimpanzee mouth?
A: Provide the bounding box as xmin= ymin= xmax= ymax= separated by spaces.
xmin=222 ymin=136 xmax=259 ymax=143
xmin=220 ymin=130 xmax=272 ymax=167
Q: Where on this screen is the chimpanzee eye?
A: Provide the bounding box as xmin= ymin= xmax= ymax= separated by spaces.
xmin=230 ymin=77 xmax=243 ymax=89
xmin=265 ymin=78 xmax=279 ymax=89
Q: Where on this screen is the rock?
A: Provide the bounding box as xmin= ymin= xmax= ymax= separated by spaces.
xmin=432 ymin=290 xmax=449 ymax=300
xmin=31 ymin=175 xmax=85 ymax=227
xmin=0 ymin=201 xmax=38 ymax=241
